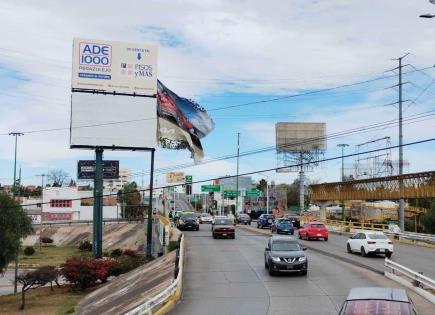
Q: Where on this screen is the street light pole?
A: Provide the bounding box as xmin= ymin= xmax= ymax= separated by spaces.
xmin=235 ymin=132 xmax=240 ymax=215
xmin=36 ymin=174 xmax=46 ymax=251
xmin=9 ymin=132 xmax=23 ymax=294
xmin=337 ymin=144 xmax=349 ymax=221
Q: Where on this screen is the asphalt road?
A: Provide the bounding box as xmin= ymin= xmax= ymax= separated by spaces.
xmin=171 ymin=224 xmax=435 ymax=315
xmin=247 ymin=223 xmax=435 ymax=279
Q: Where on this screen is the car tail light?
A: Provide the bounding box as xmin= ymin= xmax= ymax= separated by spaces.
xmin=388 ymin=241 xmax=393 ymax=244
xmin=367 ymin=241 xmax=376 ymax=244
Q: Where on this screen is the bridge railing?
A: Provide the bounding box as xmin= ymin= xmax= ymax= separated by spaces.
xmin=124 ymin=233 xmax=184 ymax=315
xmin=385 ymin=258 xmax=435 ymax=304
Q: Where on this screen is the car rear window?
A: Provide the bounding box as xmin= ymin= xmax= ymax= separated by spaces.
xmin=215 ymin=218 xmax=230 ymax=225
xmin=311 ymin=224 xmax=325 ymax=228
xmin=181 ymin=213 xmax=197 ymax=220
xmin=341 ymin=300 xmax=411 ymax=315
xmin=367 ymin=234 xmax=388 ymax=239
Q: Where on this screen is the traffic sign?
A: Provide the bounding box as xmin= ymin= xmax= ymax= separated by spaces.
xmin=245 ymin=189 xmax=262 ymax=197
xmin=201 ymin=185 xmax=220 ymax=192
xmin=223 ymin=190 xmax=240 ymax=197
xmin=190 ymin=196 xmax=199 ymax=202
xmin=185 ymin=175 xmax=193 ymax=183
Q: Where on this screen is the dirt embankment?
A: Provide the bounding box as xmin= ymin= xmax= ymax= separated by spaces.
xmin=23 ymin=223 xmax=145 ymax=251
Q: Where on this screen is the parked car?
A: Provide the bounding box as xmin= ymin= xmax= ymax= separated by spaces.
xmin=271 ymin=219 xmax=294 ymax=235
xmin=339 ymin=287 xmax=418 ymax=315
xmin=346 ymin=231 xmax=393 ymax=258
xmin=236 ymin=213 xmax=252 ymax=225
xmin=176 ymin=212 xmax=199 ymax=231
xmin=282 ymin=215 xmax=301 ymax=229
xmin=212 ymin=217 xmax=235 ymax=239
xmin=257 ymin=214 xmax=275 ymax=229
xmin=264 ymin=235 xmax=308 ymax=276
xmin=199 ymin=213 xmax=213 ymax=224
xmin=298 ymin=222 xmax=328 ymax=241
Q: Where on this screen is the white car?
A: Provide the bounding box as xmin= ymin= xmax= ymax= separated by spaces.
xmin=199 ymin=213 xmax=213 ymax=224
xmin=212 ymin=215 xmax=228 ymax=224
xmin=346 ymin=231 xmax=393 ymax=258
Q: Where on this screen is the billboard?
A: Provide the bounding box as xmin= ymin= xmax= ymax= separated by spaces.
xmin=77 ymin=160 xmax=119 ymax=179
xmin=72 ymin=38 xmax=158 ymax=95
xmin=276 ymin=122 xmax=326 ymax=153
xmin=166 ymin=172 xmax=185 ymax=183
xmin=70 ymin=93 xmax=157 ymax=148
xmin=220 ymin=176 xmax=252 ymax=191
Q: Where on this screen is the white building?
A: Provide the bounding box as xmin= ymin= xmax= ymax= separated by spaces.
xmin=41 ymin=186 xmax=119 ymax=221
xmin=104 ymin=168 xmax=132 ymax=191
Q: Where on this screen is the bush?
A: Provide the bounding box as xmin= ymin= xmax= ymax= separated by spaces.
xmin=122 ymin=249 xmax=138 ymax=257
xmin=110 ymin=248 xmax=122 ymax=258
xmin=23 ymin=246 xmax=35 ymax=256
xmin=61 ymin=257 xmax=112 ymax=290
xmin=78 ymin=240 xmax=92 ymax=252
xmin=41 ymin=236 xmax=53 ymax=244
xmin=167 ymin=241 xmax=179 ymax=252
xmin=102 ymin=251 xmax=110 ymax=257
xmin=110 ymin=255 xmax=143 ymax=276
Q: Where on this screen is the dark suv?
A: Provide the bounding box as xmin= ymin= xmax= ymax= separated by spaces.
xmin=176 ymin=212 xmax=199 ymax=231
xmin=264 ymin=235 xmax=308 ymax=276
xmin=236 ymin=213 xmax=252 ymax=225
xmin=257 ymin=214 xmax=275 ymax=229
xmin=282 ymin=215 xmax=301 ymax=229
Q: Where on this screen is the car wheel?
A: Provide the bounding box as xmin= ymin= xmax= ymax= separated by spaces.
xmin=213 ymin=234 xmax=216 ymax=239
xmin=291 ymin=231 xmax=294 ymax=235
xmin=361 ymin=246 xmax=367 ymax=257
xmin=347 ymin=243 xmax=352 ymax=253
xmin=298 ymin=233 xmax=302 ymax=239
xmin=268 ymin=264 xmax=275 ymax=276
xmin=196 ymin=227 xmax=199 ymax=231
xmin=386 ymin=252 xmax=392 ymax=259
xmin=257 ymin=224 xmax=260 ymax=229
xmin=300 ymin=270 xmax=307 ymax=276
xmin=264 ymin=260 xmax=268 ymax=269
xmin=324 ymin=237 xmax=328 ymax=242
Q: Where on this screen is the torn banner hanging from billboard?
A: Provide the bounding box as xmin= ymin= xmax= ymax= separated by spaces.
xmin=72 ymin=38 xmax=158 ymax=95
xmin=157 ymin=80 xmax=214 ymax=161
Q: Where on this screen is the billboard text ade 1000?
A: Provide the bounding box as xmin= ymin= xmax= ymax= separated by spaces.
xmin=72 ymin=38 xmax=158 ymax=95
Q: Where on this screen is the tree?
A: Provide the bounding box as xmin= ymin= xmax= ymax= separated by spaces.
xmin=256 ymin=179 xmax=267 ymax=193
xmin=119 ymin=182 xmax=144 ymax=219
xmin=421 ymin=199 xmax=435 ymax=234
xmin=47 ymin=169 xmax=69 ymax=187
xmin=0 ymin=192 xmax=33 ymax=273
xmin=17 ymin=266 xmax=59 ymax=309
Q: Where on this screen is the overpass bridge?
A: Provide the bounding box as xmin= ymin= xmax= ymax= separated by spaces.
xmin=309 ymin=171 xmax=435 ymax=202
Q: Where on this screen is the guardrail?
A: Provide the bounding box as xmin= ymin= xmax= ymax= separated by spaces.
xmin=385 ymin=258 xmax=435 ymax=304
xmin=124 ymin=233 xmax=184 ymax=315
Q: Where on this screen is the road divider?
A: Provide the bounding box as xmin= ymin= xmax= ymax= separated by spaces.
xmin=385 ymin=258 xmax=435 ymax=305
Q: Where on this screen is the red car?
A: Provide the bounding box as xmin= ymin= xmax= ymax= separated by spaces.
xmin=298 ymin=222 xmax=328 ymax=241
xmin=212 ymin=217 xmax=235 ymax=239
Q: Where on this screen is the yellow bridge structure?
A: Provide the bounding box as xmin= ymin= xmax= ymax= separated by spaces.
xmin=309 ymin=171 xmax=435 ymax=202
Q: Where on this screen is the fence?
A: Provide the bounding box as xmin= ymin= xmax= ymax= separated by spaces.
xmin=124 ymin=233 xmax=184 ymax=315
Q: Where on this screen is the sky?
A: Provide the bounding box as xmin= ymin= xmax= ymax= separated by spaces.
xmin=0 ymin=0 xmax=434 ymax=192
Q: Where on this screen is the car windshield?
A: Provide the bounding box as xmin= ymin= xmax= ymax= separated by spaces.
xmin=201 ymin=214 xmax=211 ymax=217
xmin=272 ymin=241 xmax=301 ymax=251
xmin=368 ymin=234 xmax=388 ymax=239
xmin=181 ymin=213 xmax=197 ymax=220
xmin=311 ymin=224 xmax=325 ymax=228
xmin=341 ymin=300 xmax=412 ymax=315
xmin=278 ymin=221 xmax=292 ymax=227
xmin=215 ymin=218 xmax=230 ymax=225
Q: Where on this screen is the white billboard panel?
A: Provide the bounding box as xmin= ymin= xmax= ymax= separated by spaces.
xmin=166 ymin=172 xmax=185 ymax=184
xmin=70 ymin=93 xmax=157 ymax=148
xmin=72 ymin=38 xmax=158 ymax=95
xmin=276 ymin=122 xmax=326 ymax=153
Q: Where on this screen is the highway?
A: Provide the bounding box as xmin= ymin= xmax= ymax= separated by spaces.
xmin=171 ymin=225 xmax=435 ymax=315
xmin=243 ymin=223 xmax=435 ymax=280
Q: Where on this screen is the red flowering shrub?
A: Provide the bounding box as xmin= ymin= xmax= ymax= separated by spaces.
xmin=61 ymin=257 xmax=113 ymax=290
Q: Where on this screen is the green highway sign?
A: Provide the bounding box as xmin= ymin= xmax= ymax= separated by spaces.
xmin=185 ymin=175 xmax=193 ymax=183
xmin=168 ymin=186 xmax=175 ymax=192
xmin=246 ymin=189 xmax=262 ymax=197
xmin=190 ymin=196 xmax=198 ymax=202
xmin=223 ymin=190 xmax=240 ymax=197
xmin=201 ymin=185 xmax=220 ymax=192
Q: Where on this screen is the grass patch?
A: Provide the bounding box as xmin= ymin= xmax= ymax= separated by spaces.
xmin=19 ymin=246 xmax=84 ymax=266
xmin=0 ymin=286 xmax=92 ymax=315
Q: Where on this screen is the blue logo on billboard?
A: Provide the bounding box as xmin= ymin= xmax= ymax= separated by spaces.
xmin=79 ymin=42 xmax=112 ymax=67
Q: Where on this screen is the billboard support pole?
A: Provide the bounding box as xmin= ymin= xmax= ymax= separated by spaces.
xmin=146 ymin=148 xmax=155 ymax=258
xmin=93 ymin=147 xmax=104 ymax=258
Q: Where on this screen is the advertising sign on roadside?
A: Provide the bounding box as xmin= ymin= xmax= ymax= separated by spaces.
xmin=72 ymin=38 xmax=158 ymax=95
xmin=166 ymin=172 xmax=185 ymax=183
xmin=77 ymin=160 xmax=119 ymax=179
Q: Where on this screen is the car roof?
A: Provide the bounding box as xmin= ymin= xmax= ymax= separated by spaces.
xmin=346 ymin=288 xmax=410 ymax=303
xmin=270 ymin=235 xmax=298 ymax=242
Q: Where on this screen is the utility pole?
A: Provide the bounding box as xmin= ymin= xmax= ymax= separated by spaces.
xmin=9 ymin=132 xmax=23 ymax=294
xmin=235 ymin=132 xmax=240 ymax=215
xmin=299 ymin=152 xmax=304 ymax=214
xmin=36 ymin=174 xmax=47 ymax=251
xmin=337 ymin=144 xmax=349 ymax=221
xmin=393 ymin=53 xmax=409 ymax=232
